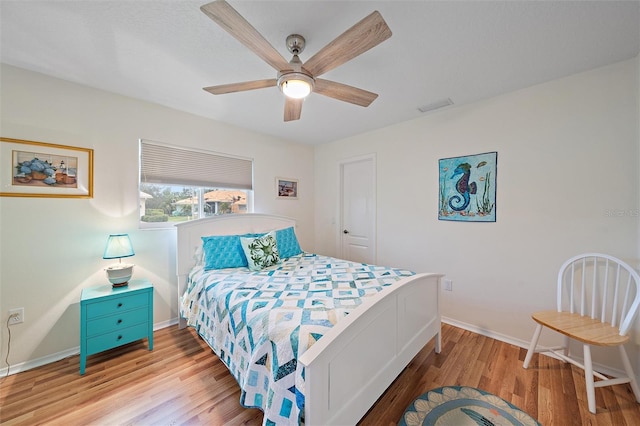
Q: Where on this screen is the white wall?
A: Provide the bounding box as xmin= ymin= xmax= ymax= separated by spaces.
xmin=0 ymin=64 xmax=315 ymax=370
xmin=314 ymin=58 xmax=640 ymax=371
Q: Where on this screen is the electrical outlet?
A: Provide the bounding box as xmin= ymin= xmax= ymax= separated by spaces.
xmin=443 ymin=280 xmax=453 ymax=291
xmin=8 ymin=308 xmax=24 ymax=325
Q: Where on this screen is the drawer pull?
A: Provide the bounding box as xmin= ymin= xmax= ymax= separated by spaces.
xmin=117 ymin=303 xmax=123 ymax=308
xmin=117 ymin=335 xmax=123 ymax=341
xmin=117 ymin=319 xmax=123 ymax=324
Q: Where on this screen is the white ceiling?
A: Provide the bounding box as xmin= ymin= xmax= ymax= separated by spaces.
xmin=1 ymin=1 xmax=639 ymax=145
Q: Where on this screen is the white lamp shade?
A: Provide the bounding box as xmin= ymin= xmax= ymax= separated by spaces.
xmin=103 ymin=234 xmax=135 ymax=259
xmin=278 ymin=72 xmax=314 ymax=99
xmin=281 ymin=79 xmax=311 ymax=99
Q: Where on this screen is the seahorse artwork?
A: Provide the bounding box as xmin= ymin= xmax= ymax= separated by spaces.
xmin=448 ymin=162 xmax=477 ymax=212
xmin=438 ymin=152 xmax=497 ymax=222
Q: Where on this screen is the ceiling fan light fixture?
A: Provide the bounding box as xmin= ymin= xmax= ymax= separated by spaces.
xmin=200 ymin=2 xmax=392 ymax=121
xmin=278 ymin=72 xmax=314 ymax=99
xmin=282 ymin=80 xmax=311 ymax=99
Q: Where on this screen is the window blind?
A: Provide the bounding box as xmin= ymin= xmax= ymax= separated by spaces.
xmin=140 ymin=140 xmax=253 ymax=190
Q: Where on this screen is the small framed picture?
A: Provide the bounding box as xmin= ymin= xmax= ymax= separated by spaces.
xmin=276 ymin=177 xmax=298 ymax=199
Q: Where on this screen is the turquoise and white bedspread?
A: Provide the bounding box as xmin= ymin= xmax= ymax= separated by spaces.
xmin=180 ymin=253 xmax=414 ymax=425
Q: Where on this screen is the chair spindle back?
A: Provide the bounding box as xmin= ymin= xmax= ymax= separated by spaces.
xmin=557 ymin=253 xmax=640 ymax=336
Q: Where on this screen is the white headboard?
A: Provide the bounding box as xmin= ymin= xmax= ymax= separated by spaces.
xmin=175 ymin=213 xmax=296 ymax=327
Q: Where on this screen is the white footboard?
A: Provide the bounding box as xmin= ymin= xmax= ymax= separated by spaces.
xmin=299 ymin=272 xmax=442 ymax=426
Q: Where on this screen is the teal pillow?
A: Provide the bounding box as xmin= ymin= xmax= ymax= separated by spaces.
xmin=202 ymin=235 xmax=246 ymax=270
xmin=275 ymin=226 xmax=302 ymax=258
xmin=201 ymin=233 xmax=262 ymax=270
xmin=240 ymin=231 xmax=280 ymax=271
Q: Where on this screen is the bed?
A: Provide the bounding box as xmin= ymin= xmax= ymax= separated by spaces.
xmin=176 ymin=214 xmax=442 ymax=425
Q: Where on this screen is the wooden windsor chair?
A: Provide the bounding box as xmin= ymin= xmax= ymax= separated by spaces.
xmin=523 ymin=253 xmax=640 ymax=414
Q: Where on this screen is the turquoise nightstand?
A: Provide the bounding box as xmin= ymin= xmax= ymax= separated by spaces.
xmin=80 ymin=279 xmax=153 ymax=374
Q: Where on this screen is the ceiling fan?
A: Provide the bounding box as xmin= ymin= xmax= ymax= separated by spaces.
xmin=200 ymin=0 xmax=392 ymax=122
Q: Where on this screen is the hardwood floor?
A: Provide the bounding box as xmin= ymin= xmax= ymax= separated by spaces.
xmin=1 ymin=323 xmax=639 ymax=425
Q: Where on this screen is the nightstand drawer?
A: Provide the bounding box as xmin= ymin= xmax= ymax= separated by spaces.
xmin=86 ymin=307 xmax=148 ymax=337
xmin=86 ymin=323 xmax=149 ymax=355
xmin=86 ymin=292 xmax=148 ymax=319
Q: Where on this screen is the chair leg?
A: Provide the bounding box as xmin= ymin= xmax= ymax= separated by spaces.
xmin=584 ymin=344 xmax=596 ymax=414
xmin=618 ymin=345 xmax=640 ymax=403
xmin=524 ymin=324 xmax=543 ymax=369
xmin=562 ymin=335 xmax=570 ymax=359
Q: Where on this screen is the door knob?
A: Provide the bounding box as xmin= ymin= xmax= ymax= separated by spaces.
xmin=343 ymin=229 xmax=349 ymax=234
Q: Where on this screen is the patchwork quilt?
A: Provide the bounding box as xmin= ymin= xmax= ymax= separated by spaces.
xmin=180 ymin=253 xmax=414 ymax=425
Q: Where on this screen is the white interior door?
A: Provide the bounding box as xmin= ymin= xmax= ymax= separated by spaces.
xmin=340 ymin=155 xmax=376 ymax=264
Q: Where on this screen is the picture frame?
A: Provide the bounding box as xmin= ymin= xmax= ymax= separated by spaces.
xmin=438 ymin=151 xmax=497 ymax=222
xmin=276 ymin=177 xmax=298 ymax=199
xmin=0 ymin=137 xmax=94 ymax=198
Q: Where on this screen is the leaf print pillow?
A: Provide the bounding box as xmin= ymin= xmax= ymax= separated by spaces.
xmin=240 ymin=231 xmax=280 ymax=271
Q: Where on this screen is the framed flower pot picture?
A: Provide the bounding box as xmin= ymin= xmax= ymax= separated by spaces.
xmin=0 ymin=137 xmax=94 ymax=198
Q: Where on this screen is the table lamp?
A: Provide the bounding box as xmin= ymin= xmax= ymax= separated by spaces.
xmin=103 ymin=234 xmax=135 ymax=287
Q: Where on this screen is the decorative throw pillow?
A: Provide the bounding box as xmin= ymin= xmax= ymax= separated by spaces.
xmin=275 ymin=226 xmax=303 ymax=258
xmin=240 ymin=231 xmax=280 ymax=271
xmin=201 ymin=235 xmax=247 ymax=270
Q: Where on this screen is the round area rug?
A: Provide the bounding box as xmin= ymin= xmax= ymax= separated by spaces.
xmin=398 ymin=386 xmax=541 ymax=426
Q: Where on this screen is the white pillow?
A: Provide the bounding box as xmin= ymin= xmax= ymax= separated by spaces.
xmin=240 ymin=231 xmax=280 ymax=271
xmin=193 ymin=244 xmax=204 ymax=265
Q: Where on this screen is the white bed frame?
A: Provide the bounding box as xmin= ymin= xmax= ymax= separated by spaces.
xmin=176 ymin=214 xmax=442 ymax=425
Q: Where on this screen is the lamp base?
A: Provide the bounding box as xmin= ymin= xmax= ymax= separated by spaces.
xmin=112 ymin=281 xmax=129 ymax=288
xmin=105 ymin=264 xmax=134 ymax=287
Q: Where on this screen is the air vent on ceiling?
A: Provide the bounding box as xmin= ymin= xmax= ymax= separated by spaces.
xmin=418 ymin=98 xmax=454 ymax=113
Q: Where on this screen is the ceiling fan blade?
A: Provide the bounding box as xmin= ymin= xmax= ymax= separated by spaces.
xmin=303 ymin=10 xmax=391 ymax=77
xmin=284 ymin=97 xmax=303 ymax=122
xmin=201 ymin=1 xmax=290 ymax=71
xmin=314 ymin=79 xmax=378 ymax=107
xmin=203 ymin=79 xmax=277 ymax=95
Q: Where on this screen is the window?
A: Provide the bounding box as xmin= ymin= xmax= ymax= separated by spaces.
xmin=139 ymin=140 xmax=253 ymax=228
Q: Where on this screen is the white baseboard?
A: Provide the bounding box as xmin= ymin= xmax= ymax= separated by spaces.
xmin=441 ymin=316 xmax=627 ymax=379
xmin=0 ymin=346 xmax=81 ymax=377
xmin=442 ymin=316 xmax=532 ymax=349
xmin=155 ymin=318 xmax=179 ymax=330
xmin=0 ymin=318 xmax=179 ymax=377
